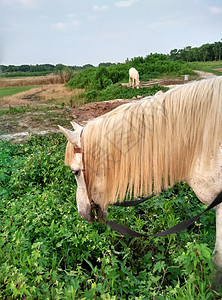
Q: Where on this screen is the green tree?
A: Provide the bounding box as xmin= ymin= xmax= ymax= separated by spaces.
xmin=59 ymin=67 xmax=76 ymax=83
xmin=93 ymin=66 xmax=112 ymax=90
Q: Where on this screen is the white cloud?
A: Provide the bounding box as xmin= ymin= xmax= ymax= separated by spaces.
xmin=209 ymin=6 xmax=222 ymax=15
xmin=114 ymin=0 xmax=137 ymax=8
xmin=54 ymin=22 xmax=68 ymax=31
xmin=1 ymin=0 xmax=36 ymax=8
xmin=71 ymin=20 xmax=80 ymax=27
xmin=93 ymin=5 xmax=109 ymax=12
xmin=147 ymin=20 xmax=183 ymax=30
xmin=67 ymin=14 xmax=76 ymax=19
xmin=53 ymin=19 xmax=80 ymax=31
xmin=83 ymin=32 xmax=125 ymax=42
xmin=20 ymin=0 xmax=32 ymax=5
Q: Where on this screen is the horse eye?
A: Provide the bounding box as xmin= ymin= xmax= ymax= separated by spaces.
xmin=71 ymin=170 xmax=80 ymax=176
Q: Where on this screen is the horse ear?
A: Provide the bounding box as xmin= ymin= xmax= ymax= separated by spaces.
xmin=70 ymin=121 xmax=83 ymax=132
xmin=58 ymin=125 xmax=80 ymax=146
xmin=155 ymin=91 xmax=163 ymax=96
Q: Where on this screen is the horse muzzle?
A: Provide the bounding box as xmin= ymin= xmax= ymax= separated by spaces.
xmin=90 ymin=201 xmax=108 ymax=222
xmin=78 ymin=200 xmax=108 ymax=223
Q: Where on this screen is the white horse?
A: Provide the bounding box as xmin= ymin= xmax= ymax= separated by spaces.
xmin=129 ymin=67 xmax=139 ymax=88
xmin=59 ymin=76 xmax=222 ymax=284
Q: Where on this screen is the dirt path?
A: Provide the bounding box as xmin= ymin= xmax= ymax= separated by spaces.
xmin=0 ymin=74 xmax=218 ymax=142
xmin=0 ymin=83 xmax=135 ymax=141
xmin=194 ymin=70 xmax=218 ymax=79
xmin=0 ymin=99 xmax=135 ymax=142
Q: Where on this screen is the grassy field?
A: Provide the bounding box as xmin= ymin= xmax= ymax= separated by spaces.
xmin=0 ymin=86 xmax=38 ymax=98
xmin=188 ymin=61 xmax=222 ymax=75
xmin=0 ymin=134 xmax=222 ymax=299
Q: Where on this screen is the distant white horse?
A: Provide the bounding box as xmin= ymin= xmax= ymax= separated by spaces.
xmin=129 ymin=67 xmax=139 ymax=88
xmin=60 ymin=76 xmax=222 ymax=285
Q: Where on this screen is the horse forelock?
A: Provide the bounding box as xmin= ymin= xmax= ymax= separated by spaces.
xmin=82 ymin=77 xmax=222 ymax=209
xmin=64 ymin=141 xmax=75 ymax=166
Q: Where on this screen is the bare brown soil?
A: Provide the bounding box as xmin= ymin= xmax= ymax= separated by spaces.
xmin=0 ymin=81 xmax=133 ymax=141
xmin=0 ymin=72 xmax=216 ymax=142
xmin=213 ymin=68 xmax=222 ymax=72
xmin=0 ymin=84 xmax=84 ymax=108
xmin=70 ymin=99 xmax=133 ymax=125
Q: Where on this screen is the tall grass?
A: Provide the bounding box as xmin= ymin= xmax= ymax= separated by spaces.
xmin=0 ymin=75 xmax=62 ymax=88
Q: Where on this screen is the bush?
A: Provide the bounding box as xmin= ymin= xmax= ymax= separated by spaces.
xmin=66 ymin=54 xmax=194 ymax=106
xmin=84 ymin=84 xmax=168 ymax=102
xmin=93 ymin=67 xmax=113 ymax=90
xmin=66 ymin=67 xmax=96 ymax=90
xmin=58 ymin=67 xmax=76 ymax=83
xmin=85 ymin=89 xmax=99 ymax=101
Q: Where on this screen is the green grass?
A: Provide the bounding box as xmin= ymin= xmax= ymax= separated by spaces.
xmin=83 ymin=84 xmax=168 ymax=102
xmin=0 ymin=86 xmax=38 ymax=98
xmin=0 ymin=105 xmax=62 ymax=116
xmin=188 ymin=61 xmax=222 ymax=75
xmin=1 ymin=134 xmax=222 ymax=299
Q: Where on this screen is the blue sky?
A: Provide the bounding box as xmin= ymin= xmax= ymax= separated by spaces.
xmin=1 ymin=0 xmax=222 ymax=66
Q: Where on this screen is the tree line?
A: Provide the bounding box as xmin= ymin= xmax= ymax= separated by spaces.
xmin=0 ymin=63 xmax=95 ymax=76
xmin=1 ymin=40 xmax=221 ymax=76
xmin=169 ymin=40 xmax=222 ymax=62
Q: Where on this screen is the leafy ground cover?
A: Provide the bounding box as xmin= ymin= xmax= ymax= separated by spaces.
xmin=0 ymin=105 xmax=62 ymax=117
xmin=0 ymin=86 xmax=38 ymax=98
xmin=1 ymin=134 xmax=222 ymax=299
xmin=80 ymin=84 xmax=168 ymax=103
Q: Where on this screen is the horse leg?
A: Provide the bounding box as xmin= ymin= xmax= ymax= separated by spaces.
xmin=189 ymin=177 xmax=222 ymax=287
xmin=187 ymin=150 xmax=222 ymax=287
xmin=130 ymin=77 xmax=133 ymax=88
xmin=136 ymin=78 xmax=139 ymax=89
xmin=213 ymin=204 xmax=222 ymax=288
xmin=129 ymin=76 xmax=132 ymax=87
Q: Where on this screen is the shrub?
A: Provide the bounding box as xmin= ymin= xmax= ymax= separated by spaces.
xmin=84 ymin=84 xmax=168 ymax=102
xmin=66 ymin=67 xmax=96 ymax=90
xmin=93 ymin=67 xmax=113 ymax=90
xmin=65 ymin=54 xmax=195 ymax=108
xmin=85 ymin=90 xmax=99 ymax=101
xmin=58 ymin=67 xmax=76 ymax=83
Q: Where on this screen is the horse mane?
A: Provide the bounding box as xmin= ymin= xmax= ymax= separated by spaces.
xmin=68 ymin=77 xmax=222 ymax=210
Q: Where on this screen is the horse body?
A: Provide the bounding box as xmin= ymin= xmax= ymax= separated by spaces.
xmin=59 ymin=76 xmax=222 ymax=277
xmin=186 ymin=146 xmax=222 ymax=270
xmin=129 ymin=67 xmax=139 ymax=88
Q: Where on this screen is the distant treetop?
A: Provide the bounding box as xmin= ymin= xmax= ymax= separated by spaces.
xmin=1 ymin=40 xmax=221 ymax=76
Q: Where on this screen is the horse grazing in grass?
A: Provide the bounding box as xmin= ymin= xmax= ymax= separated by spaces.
xmin=129 ymin=67 xmax=139 ymax=88
xmin=59 ymin=76 xmax=222 ymax=283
